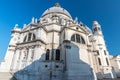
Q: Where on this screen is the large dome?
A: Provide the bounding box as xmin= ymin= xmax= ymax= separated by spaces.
xmin=41 ymin=3 xmax=72 ymax=18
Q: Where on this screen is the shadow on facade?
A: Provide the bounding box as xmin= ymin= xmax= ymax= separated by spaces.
xmin=10 ymin=42 xmax=95 ymax=80
xmin=10 ymin=54 xmax=46 ymax=80
xmin=96 ymin=72 xmax=111 ymax=80
xmin=64 ymin=42 xmax=95 ymax=80
xmin=96 ymin=64 xmax=117 ymax=79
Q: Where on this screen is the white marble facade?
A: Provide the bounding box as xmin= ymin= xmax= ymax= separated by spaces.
xmin=110 ymin=55 xmax=120 ymax=78
xmin=0 ymin=3 xmax=118 ymax=80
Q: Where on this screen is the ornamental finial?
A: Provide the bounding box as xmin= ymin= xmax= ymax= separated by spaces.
xmin=54 ymin=3 xmax=61 ymax=7
xmin=14 ymin=24 xmax=18 ymax=29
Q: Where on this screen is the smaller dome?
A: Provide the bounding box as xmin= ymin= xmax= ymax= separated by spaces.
xmin=93 ymin=20 xmax=101 ymax=28
xmin=41 ymin=3 xmax=72 ymax=18
xmin=93 ymin=21 xmax=99 ymax=25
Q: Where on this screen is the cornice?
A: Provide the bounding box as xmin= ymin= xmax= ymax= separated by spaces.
xmin=17 ymin=39 xmax=46 ymax=45
xmin=60 ymin=26 xmax=88 ymax=35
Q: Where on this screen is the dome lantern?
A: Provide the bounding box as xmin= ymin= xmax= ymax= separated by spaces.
xmin=54 ymin=3 xmax=61 ymax=7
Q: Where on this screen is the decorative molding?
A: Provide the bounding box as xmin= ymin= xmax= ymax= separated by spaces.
xmin=11 ymin=30 xmax=21 ymax=33
xmin=42 ymin=12 xmax=72 ymax=18
xmin=8 ymin=49 xmax=15 ymax=51
xmin=17 ymin=39 xmax=46 ymax=45
xmin=87 ymin=45 xmax=92 ymax=47
xmin=9 ymin=45 xmax=16 ymax=47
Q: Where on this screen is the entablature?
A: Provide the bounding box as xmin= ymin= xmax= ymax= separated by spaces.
xmin=16 ymin=39 xmax=46 ymax=49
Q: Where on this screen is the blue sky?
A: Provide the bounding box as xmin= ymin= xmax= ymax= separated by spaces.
xmin=0 ymin=0 xmax=120 ymax=62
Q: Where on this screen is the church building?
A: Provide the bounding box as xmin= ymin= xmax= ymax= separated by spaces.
xmin=0 ymin=3 xmax=118 ymax=80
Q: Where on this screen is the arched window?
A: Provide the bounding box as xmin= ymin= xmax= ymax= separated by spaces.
xmin=76 ymin=34 xmax=80 ymax=43
xmin=98 ymin=58 xmax=101 ymax=65
xmin=23 ymin=36 xmax=27 ymax=42
xmin=94 ymin=27 xmax=101 ymax=32
xmin=31 ymin=49 xmax=34 ymax=60
xmin=32 ymin=34 xmax=36 ymax=40
xmin=71 ymin=34 xmax=85 ymax=44
xmin=46 ymin=49 xmax=50 ymax=60
xmin=81 ymin=37 xmax=85 ymax=44
xmin=56 ymin=49 xmax=60 ymax=61
xmin=23 ymin=33 xmax=36 ymax=42
xmin=94 ymin=27 xmax=97 ymax=32
xmin=104 ymin=50 xmax=107 ymax=55
xmin=106 ymin=58 xmax=109 ymax=66
xmin=28 ymin=33 xmax=32 ymax=41
xmin=71 ymin=34 xmax=75 ymax=41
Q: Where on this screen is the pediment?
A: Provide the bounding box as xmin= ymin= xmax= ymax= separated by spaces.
xmin=68 ymin=25 xmax=88 ymax=33
xmin=22 ymin=24 xmax=36 ymax=31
